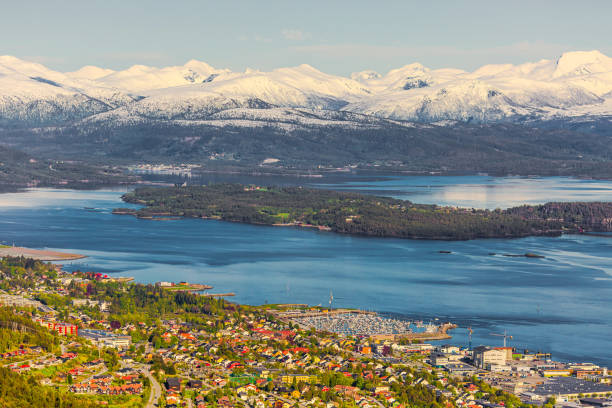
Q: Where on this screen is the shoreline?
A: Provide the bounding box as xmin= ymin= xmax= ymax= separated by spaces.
xmin=2 ymin=169 xmax=612 ymax=197
xmin=117 ymin=184 xmax=612 ymax=241
xmin=116 ymin=209 xmax=569 ymax=242
xmin=0 ymin=246 xmax=86 ymax=261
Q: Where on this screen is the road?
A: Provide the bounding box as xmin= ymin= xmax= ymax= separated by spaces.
xmin=142 ymin=365 xmax=162 ymax=408
xmin=2 ymin=352 xmax=49 ymax=368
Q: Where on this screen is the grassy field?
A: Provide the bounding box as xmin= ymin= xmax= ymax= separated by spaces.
xmin=82 ymin=394 xmax=144 ymax=408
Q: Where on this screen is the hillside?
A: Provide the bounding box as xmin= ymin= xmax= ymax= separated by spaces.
xmin=0 ymin=145 xmax=136 ymax=190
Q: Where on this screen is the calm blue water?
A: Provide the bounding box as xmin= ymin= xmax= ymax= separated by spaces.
xmin=146 ymin=172 xmax=612 ymax=209
xmin=0 ymin=176 xmax=611 ymax=365
xmin=312 ymin=175 xmax=612 ymax=209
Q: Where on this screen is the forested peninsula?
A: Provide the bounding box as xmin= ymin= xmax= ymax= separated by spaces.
xmin=116 ymin=184 xmax=612 ymax=240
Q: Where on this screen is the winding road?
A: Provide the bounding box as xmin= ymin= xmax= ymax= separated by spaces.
xmin=143 ymin=365 xmax=162 ymax=408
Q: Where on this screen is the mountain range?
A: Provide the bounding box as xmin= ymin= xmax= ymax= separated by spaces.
xmin=1 ymin=50 xmax=612 ymax=127
xmin=1 ymin=51 xmax=612 ymax=176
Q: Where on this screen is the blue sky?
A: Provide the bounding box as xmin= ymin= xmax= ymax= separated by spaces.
xmin=2 ymin=0 xmax=611 ymax=76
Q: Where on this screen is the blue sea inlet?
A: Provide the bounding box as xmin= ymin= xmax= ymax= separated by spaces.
xmin=0 ymin=175 xmax=611 ymax=365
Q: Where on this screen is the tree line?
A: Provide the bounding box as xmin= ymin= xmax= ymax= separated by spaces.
xmin=120 ymin=184 xmax=612 ymax=240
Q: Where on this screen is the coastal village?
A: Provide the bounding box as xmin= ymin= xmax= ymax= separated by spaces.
xmin=1 ymin=255 xmax=612 ymax=408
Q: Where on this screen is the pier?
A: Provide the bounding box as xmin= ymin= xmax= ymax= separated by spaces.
xmin=106 ymin=277 xmax=134 ymax=283
xmin=273 ymin=308 xmax=376 ymax=320
xmin=369 ymin=323 xmax=457 ymax=341
xmin=200 ymin=292 xmax=235 ymax=297
xmin=163 ymin=283 xmax=213 ymax=292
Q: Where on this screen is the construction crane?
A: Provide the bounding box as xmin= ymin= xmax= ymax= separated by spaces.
xmin=490 ymin=329 xmax=513 ymax=348
xmin=327 ymin=290 xmax=345 ymax=312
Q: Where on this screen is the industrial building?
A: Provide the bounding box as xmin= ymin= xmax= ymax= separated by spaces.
xmin=473 ymin=346 xmax=508 ymax=369
xmin=533 ymin=377 xmax=612 ymax=401
xmin=79 ymin=329 xmax=131 ymax=349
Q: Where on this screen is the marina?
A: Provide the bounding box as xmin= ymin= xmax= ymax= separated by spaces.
xmin=285 ymin=309 xmax=456 ymax=340
xmin=291 ymin=312 xmax=413 ymax=336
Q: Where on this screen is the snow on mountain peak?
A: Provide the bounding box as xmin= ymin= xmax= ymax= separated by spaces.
xmin=0 ymin=55 xmax=59 ymax=77
xmin=86 ymin=61 xmax=228 ymax=93
xmin=0 ymin=55 xmax=26 ymax=69
xmin=244 ymin=67 xmax=261 ymax=75
xmin=67 ymin=65 xmax=115 ymax=80
xmin=351 ymin=70 xmax=382 ymax=83
xmin=183 ymin=59 xmax=225 ymax=76
xmin=1 ymin=51 xmax=612 ymax=126
xmin=295 ymin=63 xmax=318 ymax=71
xmin=386 ymin=62 xmax=428 ymax=76
xmin=471 ymin=63 xmax=516 ymax=78
xmin=184 ymin=59 xmax=213 ymax=69
xmin=553 ymin=50 xmax=612 ymax=78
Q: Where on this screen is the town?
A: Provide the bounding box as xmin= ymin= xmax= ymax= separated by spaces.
xmin=1 ymin=256 xmax=611 ymax=408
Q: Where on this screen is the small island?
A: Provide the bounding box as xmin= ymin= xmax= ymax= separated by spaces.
xmin=115 ymin=184 xmax=612 ymax=240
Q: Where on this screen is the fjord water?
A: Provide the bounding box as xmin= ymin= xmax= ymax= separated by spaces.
xmin=1 ymin=176 xmax=611 ymax=365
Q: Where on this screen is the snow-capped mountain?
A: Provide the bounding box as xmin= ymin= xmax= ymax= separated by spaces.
xmin=0 ymin=56 xmax=138 ymax=124
xmin=1 ymin=50 xmax=611 ymax=128
xmin=346 ymin=50 xmax=611 ymax=121
xmin=72 ymin=60 xmax=229 ymax=93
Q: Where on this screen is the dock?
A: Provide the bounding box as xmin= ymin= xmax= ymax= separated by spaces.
xmin=164 ymin=283 xmax=213 ymax=292
xmin=272 ymin=308 xmax=376 ymax=320
xmin=105 ymin=277 xmax=134 ymax=283
xmin=369 ymin=323 xmax=458 ymax=341
xmin=200 ymin=292 xmax=235 ymax=297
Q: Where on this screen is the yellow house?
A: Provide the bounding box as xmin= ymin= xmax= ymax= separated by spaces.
xmin=280 ymin=374 xmax=317 ymax=385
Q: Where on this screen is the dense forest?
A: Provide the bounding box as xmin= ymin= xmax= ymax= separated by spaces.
xmin=0 ymin=307 xmax=59 ymax=353
xmin=0 ymin=256 xmax=58 ymax=291
xmin=55 ymin=278 xmax=231 ymax=326
xmin=0 ymin=366 xmax=97 ymax=408
xmin=118 ymin=184 xmax=612 ymax=240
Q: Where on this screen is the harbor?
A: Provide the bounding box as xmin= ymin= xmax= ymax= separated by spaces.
xmin=273 ymin=306 xmax=456 ymax=341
